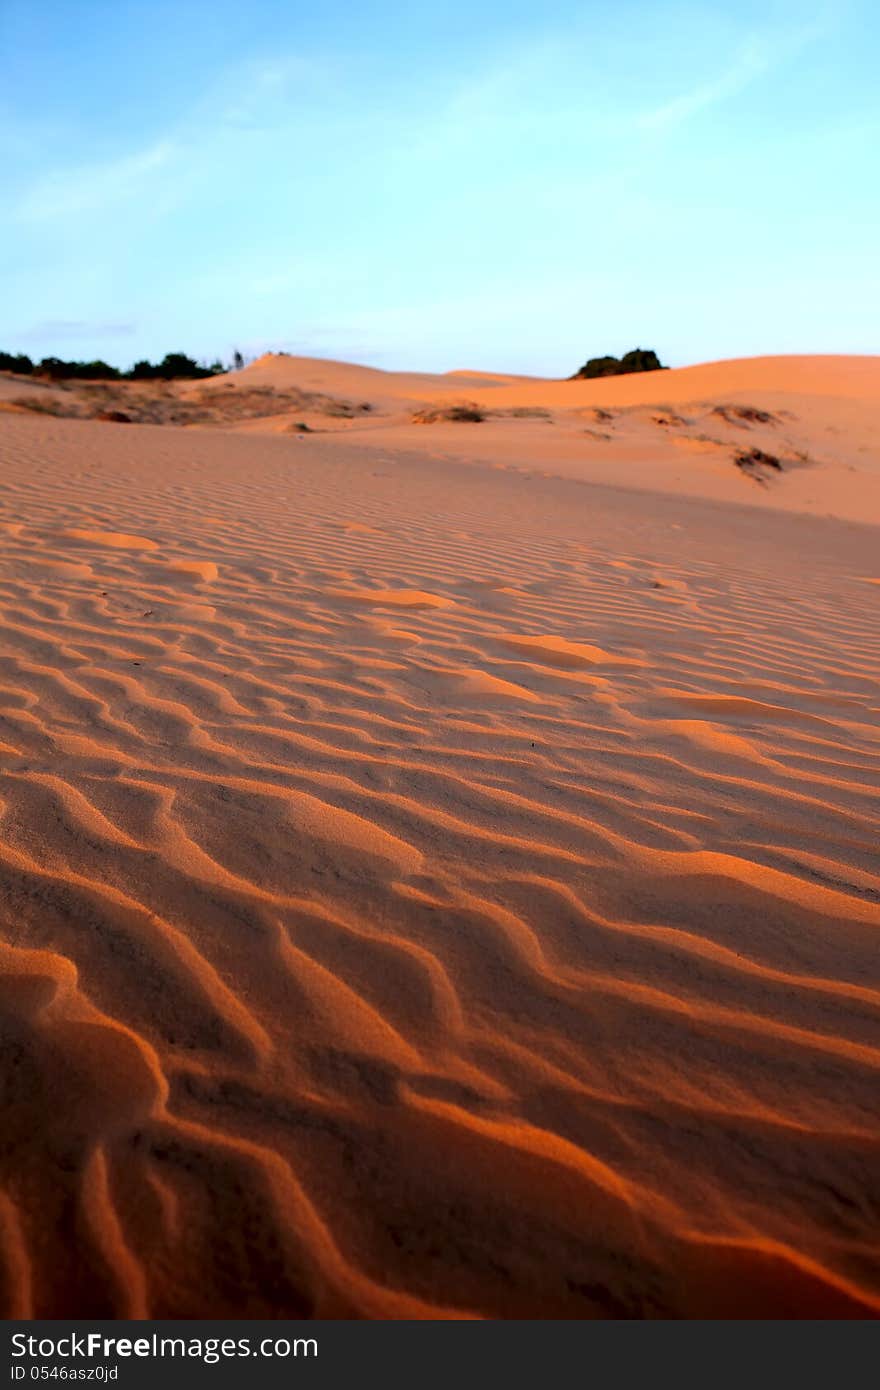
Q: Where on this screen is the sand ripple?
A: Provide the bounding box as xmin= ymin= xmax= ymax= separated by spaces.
xmin=0 ymin=416 xmax=878 ymax=1318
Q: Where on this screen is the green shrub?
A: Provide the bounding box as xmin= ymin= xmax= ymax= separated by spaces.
xmin=0 ymin=351 xmax=34 ymax=374
xmin=1 ymin=349 xmax=226 ymax=382
xmin=572 ymin=347 xmax=666 ymax=380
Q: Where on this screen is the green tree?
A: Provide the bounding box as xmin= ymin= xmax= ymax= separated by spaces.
xmin=572 ymin=347 xmax=667 ymax=380
xmin=0 ymin=351 xmax=34 ymax=374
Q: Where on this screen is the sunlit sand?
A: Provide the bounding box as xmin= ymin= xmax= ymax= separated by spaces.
xmin=0 ymin=353 xmax=878 ymax=1317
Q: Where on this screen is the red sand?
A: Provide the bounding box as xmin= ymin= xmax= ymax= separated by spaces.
xmin=0 ymin=355 xmax=878 ymax=1317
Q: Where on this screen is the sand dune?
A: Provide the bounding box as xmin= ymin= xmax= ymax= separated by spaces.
xmin=7 ymin=352 xmax=878 ymax=523
xmin=219 ymin=349 xmax=880 ymax=405
xmin=0 ymin=361 xmax=879 ymax=1318
xmin=236 ymin=352 xmax=878 ymax=524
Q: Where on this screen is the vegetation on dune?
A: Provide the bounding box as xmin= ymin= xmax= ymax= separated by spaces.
xmin=411 ymin=403 xmax=485 ymax=423
xmin=0 ymin=349 xmax=228 ymax=381
xmin=0 ymin=376 xmax=370 ymax=429
xmin=711 ymin=403 xmax=778 ymax=426
xmin=127 ymin=352 xmax=226 ymax=380
xmin=1 ymin=345 xmax=669 ymax=387
xmin=734 ymin=447 xmax=783 ymax=483
xmin=3 ymin=395 xmax=67 ymax=416
xmin=0 ymin=352 xmax=36 ymax=376
xmin=572 ymin=347 xmax=667 ymax=380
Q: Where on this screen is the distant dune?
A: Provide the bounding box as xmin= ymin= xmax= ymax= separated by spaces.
xmin=5 ymin=352 xmax=877 ymax=523
xmin=0 ymin=353 xmax=878 ymax=1318
xmin=228 ymin=349 xmax=880 ymax=404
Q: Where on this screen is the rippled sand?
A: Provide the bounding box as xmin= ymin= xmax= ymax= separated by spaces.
xmin=0 ymin=378 xmax=878 ymax=1317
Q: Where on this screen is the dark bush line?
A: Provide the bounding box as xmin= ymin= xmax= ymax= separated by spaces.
xmin=0 ymin=350 xmax=230 ymax=381
xmin=2 ymin=345 xmax=668 ymax=385
xmin=572 ymin=348 xmax=666 ymax=380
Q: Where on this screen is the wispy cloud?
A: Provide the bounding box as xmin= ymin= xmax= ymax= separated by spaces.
xmin=636 ymin=40 xmax=772 ymax=131
xmin=636 ymin=14 xmax=833 ymax=132
xmin=13 ymin=140 xmax=175 ymax=223
xmin=8 ymin=43 xmax=344 ymax=231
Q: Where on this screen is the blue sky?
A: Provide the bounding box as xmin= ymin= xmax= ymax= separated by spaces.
xmin=1 ymin=0 xmax=878 ymax=374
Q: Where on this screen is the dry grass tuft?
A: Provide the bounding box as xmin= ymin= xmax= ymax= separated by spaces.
xmin=7 ymin=395 xmax=69 ymax=416
xmin=0 ymin=380 xmax=366 ymax=430
xmin=711 ymin=404 xmax=779 ymax=426
xmin=734 ymin=448 xmax=784 ymax=483
xmin=411 ymin=402 xmax=485 ymax=424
